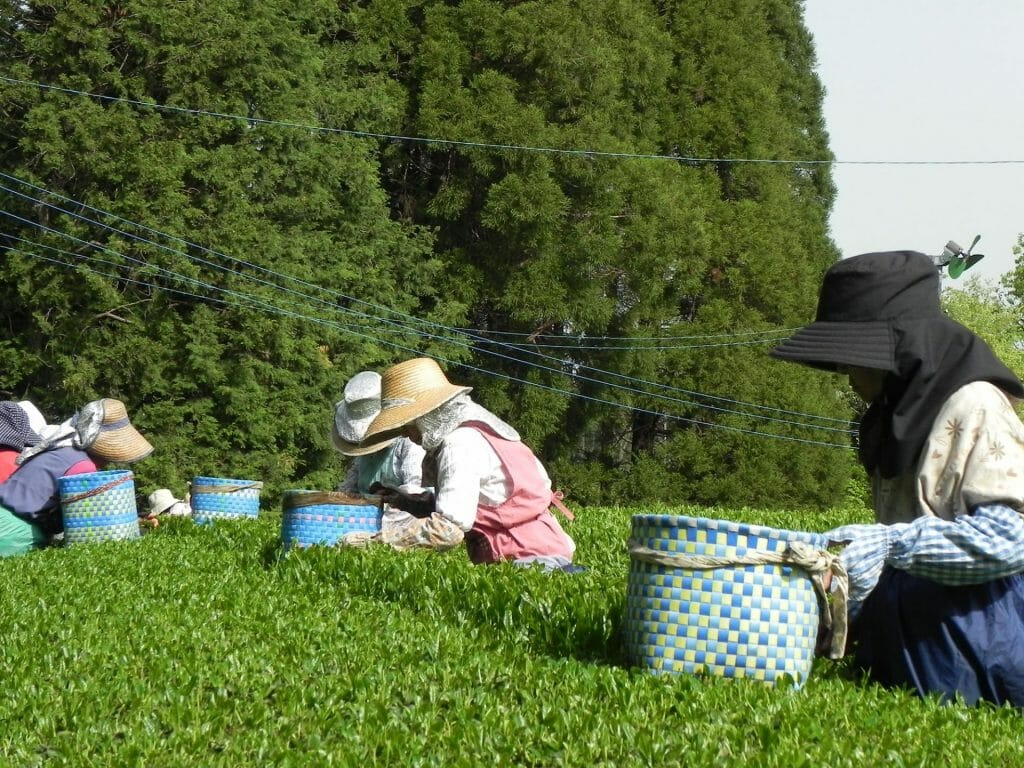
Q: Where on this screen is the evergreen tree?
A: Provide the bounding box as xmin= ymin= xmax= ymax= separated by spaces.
xmin=1 ymin=0 xmax=859 ymax=508
xmin=0 ymin=0 xmax=449 ymax=499
xmin=377 ymin=0 xmax=855 ymax=507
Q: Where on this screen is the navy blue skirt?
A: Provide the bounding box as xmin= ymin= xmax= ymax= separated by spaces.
xmin=851 ymin=568 xmax=1024 ymax=707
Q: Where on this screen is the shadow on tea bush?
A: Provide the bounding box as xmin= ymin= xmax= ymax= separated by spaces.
xmin=275 ymin=542 xmax=629 ymax=666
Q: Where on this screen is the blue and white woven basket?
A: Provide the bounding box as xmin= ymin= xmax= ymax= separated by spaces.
xmin=280 ymin=490 xmax=382 ymax=550
xmin=190 ymin=476 xmax=262 ymax=524
xmin=625 ymin=514 xmax=828 ymax=687
xmin=59 ymin=470 xmax=140 ymax=545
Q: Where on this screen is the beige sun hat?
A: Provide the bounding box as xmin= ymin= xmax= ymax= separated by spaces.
xmin=147 ymin=488 xmax=178 ymax=516
xmin=82 ymin=398 xmax=154 ymax=464
xmin=331 ymin=371 xmax=399 ymax=457
xmin=361 ymin=358 xmax=472 ymax=441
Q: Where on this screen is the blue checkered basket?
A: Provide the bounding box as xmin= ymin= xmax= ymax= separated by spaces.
xmin=59 ymin=470 xmax=140 ymax=545
xmin=625 ymin=514 xmax=828 ymax=687
xmin=190 ymin=476 xmax=262 ymax=524
xmin=280 ymin=490 xmax=382 ymax=550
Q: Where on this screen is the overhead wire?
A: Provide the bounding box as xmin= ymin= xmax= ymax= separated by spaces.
xmin=486 ymin=337 xmax=793 ymax=350
xmin=0 ymin=73 xmax=865 ymax=445
xmin=0 ymin=174 xmax=853 ymax=429
xmin=4 ymin=204 xmax=854 ymax=440
xmin=3 ymin=76 xmax=1023 ymax=166
xmin=8 ymin=240 xmax=853 ymax=450
xmin=456 ymin=325 xmax=803 ymax=340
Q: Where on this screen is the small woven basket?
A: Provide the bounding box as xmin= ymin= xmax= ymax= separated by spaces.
xmin=59 ymin=470 xmax=140 ymax=545
xmin=625 ymin=514 xmax=827 ymax=687
xmin=190 ymin=476 xmax=262 ymax=524
xmin=280 ymin=490 xmax=382 ymax=550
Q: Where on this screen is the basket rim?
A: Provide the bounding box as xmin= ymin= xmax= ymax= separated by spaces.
xmin=630 ymin=514 xmax=826 ymax=545
xmin=58 ymin=469 xmax=134 ymax=484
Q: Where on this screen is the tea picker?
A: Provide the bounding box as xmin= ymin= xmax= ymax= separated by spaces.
xmin=0 ymin=398 xmax=154 ymax=555
xmin=771 ymin=248 xmax=1024 ymax=706
xmin=357 ymin=357 xmax=579 ymax=571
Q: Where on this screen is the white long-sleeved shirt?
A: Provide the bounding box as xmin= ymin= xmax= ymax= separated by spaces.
xmin=433 ymin=426 xmax=552 ymax=532
xmin=338 ymin=437 xmax=428 ymax=496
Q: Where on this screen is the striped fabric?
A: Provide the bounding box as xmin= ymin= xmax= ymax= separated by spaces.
xmin=827 ymin=503 xmax=1024 ymax=606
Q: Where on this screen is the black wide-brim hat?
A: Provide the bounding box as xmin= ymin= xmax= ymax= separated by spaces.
xmin=771 ymin=250 xmax=942 ymax=372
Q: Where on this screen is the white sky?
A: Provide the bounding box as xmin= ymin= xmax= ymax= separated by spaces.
xmin=802 ymin=0 xmax=1024 ymax=283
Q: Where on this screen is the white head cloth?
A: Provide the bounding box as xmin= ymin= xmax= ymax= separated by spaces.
xmin=415 ymin=393 xmax=519 ymax=452
xmin=17 ymin=400 xmax=104 ymax=464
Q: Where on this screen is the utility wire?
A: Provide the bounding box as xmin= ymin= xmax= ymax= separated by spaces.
xmin=4 ymin=76 xmax=1024 ymax=166
xmin=453 ymin=325 xmax=803 ymax=340
xmin=10 ymin=241 xmax=854 ymax=450
xmin=484 ymin=337 xmax=792 ymax=350
xmin=0 ymin=175 xmax=852 ymax=427
xmin=5 ymin=205 xmax=854 ymax=437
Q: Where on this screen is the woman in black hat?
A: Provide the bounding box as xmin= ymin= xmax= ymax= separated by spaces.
xmin=773 ymin=250 xmax=1024 ymax=707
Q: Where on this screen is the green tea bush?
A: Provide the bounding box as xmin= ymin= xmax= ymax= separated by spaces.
xmin=1 ymin=507 xmax=1020 ymax=767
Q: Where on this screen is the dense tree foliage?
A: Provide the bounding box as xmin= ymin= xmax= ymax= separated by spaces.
xmin=1005 ymin=232 xmax=1024 ymax=316
xmin=1 ymin=0 xmax=856 ymax=508
xmin=377 ymin=0 xmax=854 ymax=506
xmin=0 ymin=0 xmax=453 ymax=498
xmin=943 ymin=276 xmax=1024 ymax=380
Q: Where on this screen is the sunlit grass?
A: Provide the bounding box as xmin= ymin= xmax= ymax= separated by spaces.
xmin=0 ymin=505 xmax=1019 ymax=766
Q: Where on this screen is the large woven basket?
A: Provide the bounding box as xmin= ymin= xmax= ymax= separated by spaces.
xmin=280 ymin=490 xmax=382 ymax=550
xmin=625 ymin=514 xmax=827 ymax=687
xmin=59 ymin=470 xmax=140 ymax=545
xmin=190 ymin=476 xmax=262 ymax=524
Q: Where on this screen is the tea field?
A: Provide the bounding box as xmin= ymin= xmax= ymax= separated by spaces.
xmin=1 ymin=505 xmax=1020 ymax=767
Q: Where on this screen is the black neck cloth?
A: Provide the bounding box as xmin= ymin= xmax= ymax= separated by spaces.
xmin=860 ymin=315 xmax=1024 ymax=477
xmin=772 ymin=250 xmax=1024 ymax=478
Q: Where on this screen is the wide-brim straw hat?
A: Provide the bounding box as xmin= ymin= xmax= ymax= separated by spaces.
xmin=362 ymin=358 xmax=471 ymax=441
xmin=771 ymin=250 xmax=941 ymax=372
xmin=337 ymin=429 xmax=401 ymax=457
xmin=331 ymin=371 xmax=400 ymax=457
xmin=332 ymin=422 xmax=399 ymax=457
xmin=89 ymin=398 xmax=154 ymax=464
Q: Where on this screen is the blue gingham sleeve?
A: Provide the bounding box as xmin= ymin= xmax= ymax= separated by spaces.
xmin=828 ymin=503 xmax=1024 ymax=604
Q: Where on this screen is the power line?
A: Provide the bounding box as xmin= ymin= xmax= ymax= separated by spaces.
xmin=484 ymin=337 xmax=792 ymax=351
xmin=4 ymin=76 xmax=1024 ymax=166
xmin=5 ymin=205 xmax=853 ymax=438
xmin=453 ymin=325 xmax=803 ymax=340
xmin=9 ymin=242 xmax=854 ymax=450
xmin=0 ymin=174 xmax=853 ymax=427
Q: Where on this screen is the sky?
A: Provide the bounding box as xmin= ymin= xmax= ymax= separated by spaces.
xmin=801 ymin=1 xmax=1024 ymax=284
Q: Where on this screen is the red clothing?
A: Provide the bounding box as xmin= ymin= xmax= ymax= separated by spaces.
xmin=66 ymin=459 xmax=97 ymax=476
xmin=0 ymin=447 xmax=99 ymax=535
xmin=0 ymin=449 xmax=18 ymax=484
xmin=464 ymin=423 xmax=574 ymax=564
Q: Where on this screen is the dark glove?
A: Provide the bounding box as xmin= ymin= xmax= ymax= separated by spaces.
xmin=370 ymin=484 xmax=436 ymax=518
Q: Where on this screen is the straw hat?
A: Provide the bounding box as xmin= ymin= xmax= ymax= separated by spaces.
xmin=83 ymin=398 xmax=154 ymax=464
xmin=362 ymin=358 xmax=471 ymax=441
xmin=331 ymin=371 xmax=399 ymax=457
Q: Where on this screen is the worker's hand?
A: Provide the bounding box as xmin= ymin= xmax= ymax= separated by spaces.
xmin=380 ymin=513 xmax=464 ymax=551
xmin=338 ymin=531 xmax=380 ymax=548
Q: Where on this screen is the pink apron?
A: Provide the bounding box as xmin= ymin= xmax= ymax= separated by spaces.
xmin=461 ymin=422 xmax=574 ymax=564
